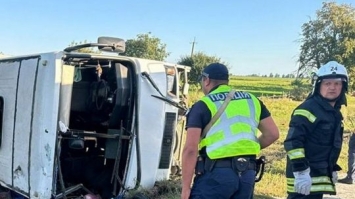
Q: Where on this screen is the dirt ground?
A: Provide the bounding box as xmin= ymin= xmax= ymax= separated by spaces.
xmin=323 ymin=173 xmax=354 ymax=199
xmin=274 ymin=173 xmax=354 ymax=199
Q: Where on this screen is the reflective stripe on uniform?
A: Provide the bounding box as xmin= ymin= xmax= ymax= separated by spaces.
xmin=293 ymin=109 xmax=316 ymax=123
xmin=287 ymin=148 xmax=305 ymax=160
xmin=287 ymin=176 xmax=331 ymax=184
xmin=287 ymin=176 xmax=335 ymax=193
xmin=287 ymin=184 xmax=335 ymax=193
xmin=199 ymin=86 xmax=261 ymax=158
xmin=199 ymin=101 xmax=258 ymax=150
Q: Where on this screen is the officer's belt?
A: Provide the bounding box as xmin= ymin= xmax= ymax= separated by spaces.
xmin=205 ymin=155 xmax=256 ymax=171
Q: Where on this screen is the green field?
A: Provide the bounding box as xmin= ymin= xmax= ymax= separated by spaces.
xmin=229 ymin=76 xmax=295 ymax=97
xmin=189 ymin=76 xmax=305 ymax=100
xmin=128 ymin=76 xmax=354 ymax=199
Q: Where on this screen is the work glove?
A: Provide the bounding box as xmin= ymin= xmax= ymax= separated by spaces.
xmin=332 ymin=171 xmax=338 ymax=183
xmin=293 ymin=168 xmax=312 ymax=195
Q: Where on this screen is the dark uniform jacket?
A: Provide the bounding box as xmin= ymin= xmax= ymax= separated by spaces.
xmin=284 ymin=95 xmax=343 ymax=195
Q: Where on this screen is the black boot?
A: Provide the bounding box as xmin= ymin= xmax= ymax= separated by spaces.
xmin=338 ymin=176 xmax=354 ymax=184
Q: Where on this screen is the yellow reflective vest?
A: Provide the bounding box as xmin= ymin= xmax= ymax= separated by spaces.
xmin=199 ymin=85 xmax=262 ymax=159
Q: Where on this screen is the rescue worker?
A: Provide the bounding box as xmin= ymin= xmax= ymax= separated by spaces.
xmin=181 ymin=63 xmax=280 ymax=199
xmin=284 ymin=61 xmax=348 ymax=199
xmin=338 ymin=132 xmax=355 ymax=184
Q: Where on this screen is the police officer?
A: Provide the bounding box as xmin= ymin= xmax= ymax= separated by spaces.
xmin=181 ymin=63 xmax=280 ymax=199
xmin=284 ymin=61 xmax=348 ymax=199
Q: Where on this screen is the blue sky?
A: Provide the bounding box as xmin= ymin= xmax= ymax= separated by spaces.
xmin=0 ymin=0 xmax=354 ymax=75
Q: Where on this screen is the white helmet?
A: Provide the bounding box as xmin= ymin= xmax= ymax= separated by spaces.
xmin=317 ymin=61 xmax=348 ymax=80
xmin=314 ymin=61 xmax=349 ymax=91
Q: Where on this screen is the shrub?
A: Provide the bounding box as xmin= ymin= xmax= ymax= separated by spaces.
xmin=289 ymin=79 xmax=312 ymax=101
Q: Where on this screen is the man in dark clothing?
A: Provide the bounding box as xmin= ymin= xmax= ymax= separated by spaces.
xmin=284 ymin=61 xmax=349 ymax=199
xmin=181 ymin=63 xmax=279 ymax=199
xmin=338 ymin=132 xmax=355 ymax=184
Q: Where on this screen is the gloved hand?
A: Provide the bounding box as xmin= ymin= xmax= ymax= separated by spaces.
xmin=332 ymin=171 xmax=338 ymax=183
xmin=293 ymin=168 xmax=312 ymax=195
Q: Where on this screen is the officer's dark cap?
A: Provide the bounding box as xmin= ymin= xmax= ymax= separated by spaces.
xmin=200 ymin=63 xmax=229 ymax=81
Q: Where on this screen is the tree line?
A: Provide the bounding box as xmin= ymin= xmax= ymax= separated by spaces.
xmin=247 ymin=73 xmax=297 ymax=78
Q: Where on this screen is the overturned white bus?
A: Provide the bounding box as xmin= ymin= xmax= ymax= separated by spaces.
xmin=0 ymin=37 xmax=190 ymax=199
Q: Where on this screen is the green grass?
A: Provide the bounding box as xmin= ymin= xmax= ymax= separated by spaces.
xmin=230 ymin=76 xmax=294 ymax=93
xmin=127 ymin=76 xmax=354 ymax=199
xmin=230 ymin=76 xmax=300 ymax=98
xmin=190 ymin=76 xmax=306 ymax=98
xmin=187 ymin=76 xmax=297 ymax=105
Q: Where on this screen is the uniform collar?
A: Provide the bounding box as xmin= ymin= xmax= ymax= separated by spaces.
xmin=314 ymin=95 xmax=339 ymax=111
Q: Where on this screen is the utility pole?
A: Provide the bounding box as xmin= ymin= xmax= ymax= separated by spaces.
xmin=190 ymin=37 xmax=197 ymax=57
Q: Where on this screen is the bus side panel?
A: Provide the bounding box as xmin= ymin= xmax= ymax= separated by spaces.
xmin=0 ymin=61 xmax=20 ymax=187
xmin=29 ymin=54 xmax=61 ymax=199
xmin=13 ymin=58 xmax=39 ymax=194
